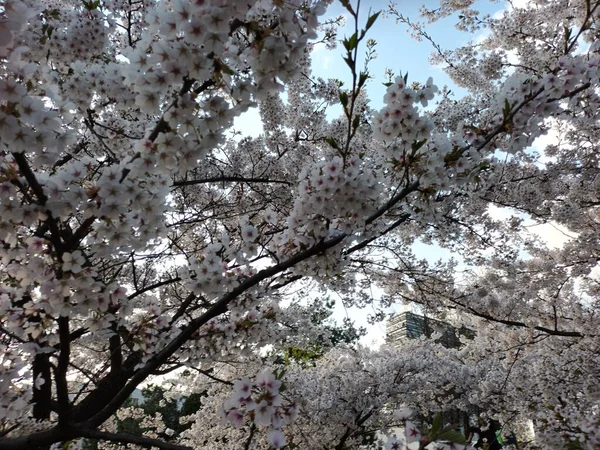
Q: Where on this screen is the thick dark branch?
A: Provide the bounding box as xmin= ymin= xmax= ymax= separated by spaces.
xmin=32 ymin=354 xmax=52 ymax=420
xmin=12 ymin=153 xmax=63 ymax=250
xmin=470 ymin=81 xmax=591 ymax=156
xmin=69 ymin=327 xmax=88 ymax=343
xmin=243 ymin=425 xmax=256 ymax=450
xmin=64 ymin=179 xmax=422 ymax=429
xmin=0 ymin=425 xmax=19 ymax=439
xmin=66 ymin=217 xmax=96 ymax=249
xmin=79 ymin=428 xmax=193 ymax=450
xmin=119 ymin=78 xmax=215 ymax=184
xmin=188 ymin=366 xmax=234 ymax=385
xmin=0 ymin=425 xmax=192 ymax=450
xmin=55 ymin=317 xmax=71 ymax=426
xmin=0 ymin=326 xmax=27 ymax=344
xmin=0 ymin=427 xmax=73 ymax=450
xmin=449 ymin=298 xmax=584 ymax=338
xmin=52 ymin=140 xmax=88 ymax=169
xmin=169 ymin=292 xmax=197 ymax=326
xmin=546 ymin=81 xmax=591 ymax=102
xmin=81 ymin=232 xmax=348 ymax=428
xmin=173 ymin=176 xmax=293 ymax=187
xmin=364 ymin=181 xmax=419 ymax=225
xmin=345 ymin=213 xmax=410 ymax=254
xmin=269 ymin=274 xmax=302 ymax=291
xmin=127 ymin=277 xmax=182 ymax=301
xmin=533 ymin=325 xmax=583 ymax=337
xmin=71 ymin=352 xmax=141 ymax=421
xmin=109 ymin=333 xmax=123 ymax=374
xmin=334 ymin=408 xmax=374 ymax=450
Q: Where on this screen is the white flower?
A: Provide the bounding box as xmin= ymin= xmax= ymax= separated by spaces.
xmin=263 ymin=207 xmax=277 ymax=224
xmin=0 ymin=78 xmax=26 ymax=102
xmin=233 ymin=377 xmax=252 ymax=399
xmin=384 ymin=436 xmax=404 ymax=450
xmin=266 ymin=429 xmax=286 ymax=449
xmin=251 ymin=400 xmax=273 ymax=426
xmin=394 ymin=407 xmax=413 ymax=422
xmin=225 ymin=408 xmax=245 ymax=429
xmin=62 ymin=251 xmax=84 ymax=274
xmin=405 ymin=421 xmax=421 ymax=443
xmin=256 ymin=370 xmax=282 ymax=394
xmin=34 ymin=373 xmax=45 ymax=390
xmin=241 ymin=224 xmax=258 ymax=243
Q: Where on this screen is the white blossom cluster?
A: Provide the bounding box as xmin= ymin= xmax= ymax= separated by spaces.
xmin=223 ymin=371 xmax=296 ymax=449
xmin=1 ymin=0 xmax=600 ymax=448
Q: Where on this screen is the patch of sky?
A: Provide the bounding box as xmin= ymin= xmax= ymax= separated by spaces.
xmin=233 ymin=1 xmax=578 ymax=348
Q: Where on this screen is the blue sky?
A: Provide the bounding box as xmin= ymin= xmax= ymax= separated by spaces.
xmin=311 ymin=0 xmax=505 ymax=110
xmin=234 ymin=1 xmax=504 ymax=138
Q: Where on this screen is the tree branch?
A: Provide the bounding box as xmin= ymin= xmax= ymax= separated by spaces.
xmin=173 ymin=176 xmax=293 ymax=187
xmin=55 ymin=316 xmax=71 ymax=426
xmin=80 ymin=232 xmax=349 ymax=428
xmin=78 ymin=428 xmax=193 ymax=450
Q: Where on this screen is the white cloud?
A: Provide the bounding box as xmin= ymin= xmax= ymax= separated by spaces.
xmin=233 ymin=109 xmax=263 ymax=138
xmin=525 ymin=221 xmax=576 ymax=249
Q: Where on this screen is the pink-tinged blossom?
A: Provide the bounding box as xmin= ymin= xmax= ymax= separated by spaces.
xmin=225 ymin=408 xmax=245 ymax=429
xmin=1 ymin=0 xmax=599 ymax=448
xmin=251 ymin=400 xmax=274 ymax=427
xmin=394 ymin=407 xmax=412 ymax=422
xmin=241 ymin=224 xmax=258 ymax=243
xmin=233 ymin=377 xmax=252 ymax=399
xmin=266 ymin=429 xmax=286 ymax=449
xmin=61 ymin=251 xmax=84 ymax=274
xmin=405 ymin=421 xmax=420 ymax=443
xmin=384 ymin=436 xmax=404 ymax=450
xmin=256 ymin=370 xmax=282 ymax=394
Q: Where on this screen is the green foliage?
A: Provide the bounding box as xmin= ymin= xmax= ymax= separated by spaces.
xmin=420 ymin=412 xmax=468 ymax=447
xmin=83 ymin=385 xmax=203 ymax=449
xmin=272 ymin=300 xmax=366 ymax=367
xmin=565 ymin=438 xmax=583 ymax=450
xmin=365 ymin=11 xmax=381 ymax=32
xmin=82 ymin=0 xmax=100 ymax=10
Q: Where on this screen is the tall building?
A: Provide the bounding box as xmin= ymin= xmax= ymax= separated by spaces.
xmin=386 ymin=311 xmax=474 ymax=348
xmin=385 ymin=312 xmax=480 ymax=440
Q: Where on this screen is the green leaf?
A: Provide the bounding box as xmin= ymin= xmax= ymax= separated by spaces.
xmin=82 ymin=0 xmax=100 ymax=10
xmin=358 ymin=71 xmax=369 ymax=88
xmin=431 ymin=412 xmax=443 ymax=435
xmin=339 ymin=0 xmax=355 ymax=16
xmin=365 ymin=11 xmax=381 ymax=31
xmin=325 ymin=137 xmax=341 ymax=150
xmin=503 ymin=98 xmax=512 ymax=118
xmin=565 ymin=26 xmax=572 ymax=41
xmin=339 ymin=91 xmax=349 ymax=108
xmin=343 ymin=56 xmax=354 ymax=69
xmin=411 ymin=139 xmax=427 ymax=151
xmin=347 ymin=32 xmax=358 ymax=51
xmin=352 ymin=115 xmax=360 ymax=131
xmin=437 ymin=430 xmax=467 ymax=445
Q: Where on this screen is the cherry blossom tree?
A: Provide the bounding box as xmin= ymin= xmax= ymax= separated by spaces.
xmin=0 ymin=0 xmax=599 ymax=449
